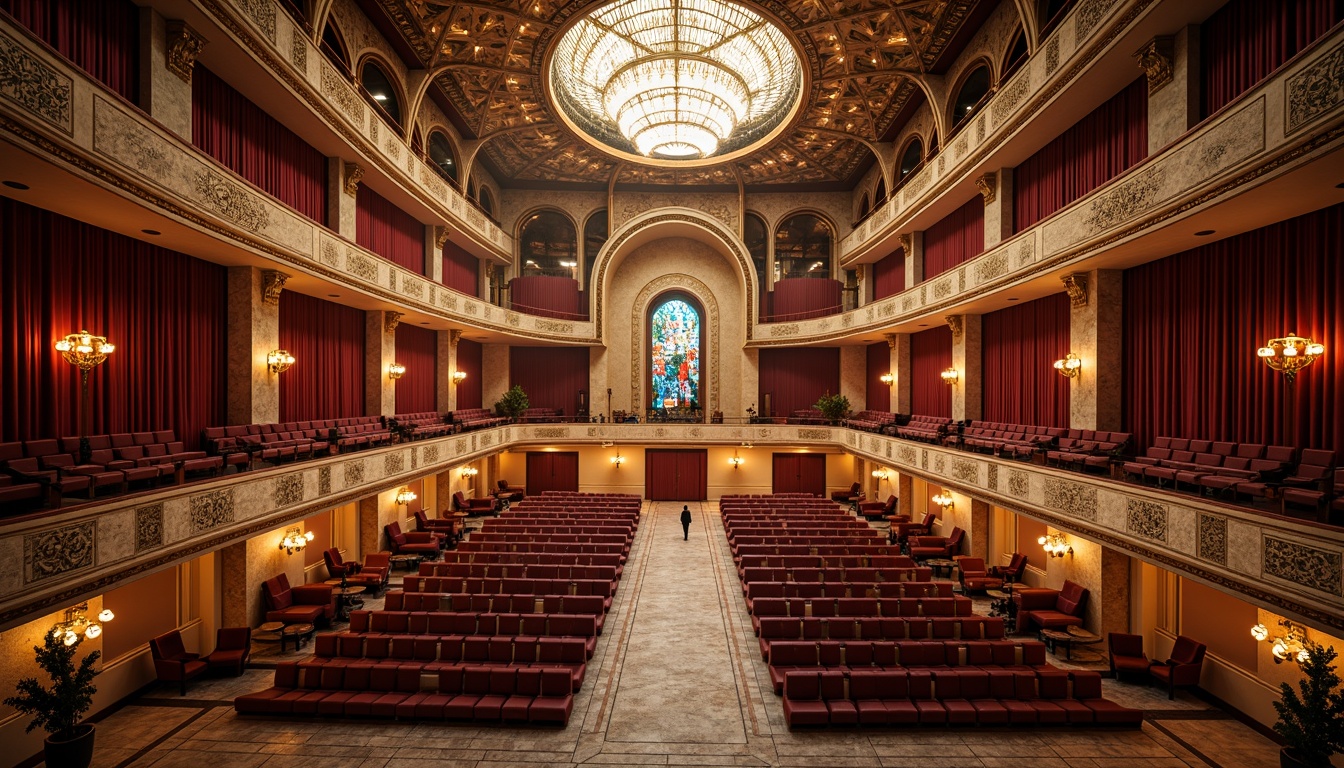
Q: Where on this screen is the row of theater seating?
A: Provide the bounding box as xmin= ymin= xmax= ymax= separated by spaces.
xmin=844 ymin=411 xmax=897 ymax=432
xmin=737 ymin=554 xmax=921 ymax=571
xmin=741 ymin=569 xmax=937 ymax=594
xmin=766 ymin=637 xmax=1042 ymax=689
xmin=419 ymin=562 xmax=619 ymax=584
xmin=380 ymin=592 xmax=608 ymax=630
xmin=305 ymin=633 xmax=591 ymax=685
xmin=427 ymin=550 xmax=625 ymax=579
xmin=402 ymin=576 xmax=616 ymax=609
xmin=341 ymin=611 xmax=600 ymax=655
xmin=450 ymin=408 xmax=510 ymax=430
xmin=390 ymin=411 xmax=458 ymax=439
xmin=892 ymin=414 xmax=953 ymax=442
xmin=759 ymin=619 xmax=1008 ymax=659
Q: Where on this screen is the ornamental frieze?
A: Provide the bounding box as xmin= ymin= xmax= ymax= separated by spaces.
xmin=24 ymin=522 xmax=95 ymax=584
xmin=0 ymin=30 xmax=72 ymax=132
xmin=1263 ymin=537 xmax=1343 ymax=597
xmin=193 ymin=169 xmax=271 ymax=232
xmin=1287 ymin=40 xmax=1344 ymax=134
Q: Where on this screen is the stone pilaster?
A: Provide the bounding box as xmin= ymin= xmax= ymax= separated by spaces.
xmin=949 ymin=314 xmax=982 ymax=422
xmin=139 ymin=9 xmax=198 ymax=139
xmin=226 ymin=267 xmax=281 ymax=424
xmin=967 ymin=498 xmax=990 ymax=559
xmin=219 ymin=522 xmax=305 ymax=627
xmin=358 ymin=496 xmax=382 ymax=555
xmin=481 ymin=344 xmax=510 ymax=415
xmin=436 ymin=330 xmax=459 ymax=412
xmin=902 ymin=232 xmax=924 ymax=287
xmin=839 ymin=346 xmax=866 ymax=411
xmin=741 ymin=347 xmax=760 ymax=420
xmin=1099 ymin=547 xmax=1133 ymax=642
xmin=1068 ymin=270 xmax=1123 ymax=431
xmin=888 ymin=333 xmax=911 ymax=413
xmin=365 ymin=311 xmax=398 ymax=417
xmin=426 ymin=227 xmax=444 ymax=283
xmin=896 ymin=472 xmax=914 ymax=511
xmin=590 ymin=345 xmax=611 ymax=420
xmin=978 ymin=169 xmax=1014 ymax=249
xmin=329 ymin=159 xmax=361 ymax=238
xmin=1139 ymin=29 xmax=1199 ymax=154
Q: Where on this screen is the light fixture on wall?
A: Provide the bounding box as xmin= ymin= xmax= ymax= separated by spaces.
xmin=1053 ymin=352 xmax=1082 ymax=378
xmin=729 ymin=449 xmax=744 ymax=469
xmin=279 ymin=527 xmax=314 ymax=554
xmin=1257 ymin=332 xmax=1325 ymax=384
xmin=452 ymin=370 xmax=468 ymax=384
xmin=394 ymin=487 xmax=418 ymax=506
xmin=267 ymin=349 xmax=295 ymax=374
xmin=49 ymin=602 xmax=115 ymax=646
xmin=931 ymin=491 xmax=954 ymax=510
xmin=871 ymin=468 xmax=888 ymax=481
xmin=940 ymin=367 xmax=959 ymax=384
xmin=611 ymin=447 xmax=624 ymax=468
xmin=879 ymin=373 xmax=894 ymax=386
xmin=459 ymin=466 xmax=479 ymax=478
xmin=1038 ymin=532 xmax=1072 ymax=558
xmin=388 ymin=362 xmax=406 ymax=379
xmin=1251 ymin=619 xmax=1311 ymax=664
xmin=55 ymin=330 xmax=115 ymax=439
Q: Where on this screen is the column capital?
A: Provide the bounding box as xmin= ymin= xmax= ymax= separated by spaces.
xmin=1134 ymin=36 xmax=1175 ymax=95
xmin=343 ymin=162 xmax=365 ymax=196
xmin=384 ymin=311 xmax=404 ymax=334
xmin=165 ymin=20 xmax=207 ymax=84
xmin=898 ymin=233 xmax=913 ymax=252
xmin=945 ymin=314 xmax=964 ymax=339
xmin=260 ymin=269 xmax=290 ymax=305
xmin=434 ymin=226 xmax=451 ymax=249
xmin=974 ymin=172 xmax=998 ymax=204
xmin=1061 ymin=272 xmax=1089 ymax=307
xmin=449 ymin=329 xmax=464 ymax=348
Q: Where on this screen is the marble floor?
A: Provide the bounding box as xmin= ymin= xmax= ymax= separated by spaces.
xmin=78 ymin=501 xmax=1289 ymax=768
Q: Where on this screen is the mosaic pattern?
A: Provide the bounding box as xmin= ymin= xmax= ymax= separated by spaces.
xmin=1125 ymin=499 xmax=1168 ymax=543
xmin=24 ymin=522 xmax=95 ymax=584
xmin=1042 ymin=479 xmax=1097 ymax=522
xmin=273 ymin=472 xmax=305 ymax=507
xmin=1198 ymin=513 xmax=1226 ymax=565
xmin=190 ymin=489 xmax=235 ymax=532
xmin=135 ymin=504 xmax=164 ymax=552
xmin=1263 ymin=537 xmax=1343 ymax=596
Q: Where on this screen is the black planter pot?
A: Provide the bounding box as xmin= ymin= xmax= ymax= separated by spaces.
xmin=45 ymin=724 xmax=95 ymax=768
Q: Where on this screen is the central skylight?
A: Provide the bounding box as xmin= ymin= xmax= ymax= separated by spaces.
xmin=548 ymin=0 xmax=803 ymax=163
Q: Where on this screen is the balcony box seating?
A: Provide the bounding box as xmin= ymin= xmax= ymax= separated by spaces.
xmin=323 ymin=548 xmax=389 ymax=591
xmin=1047 ymin=430 xmax=1132 ymax=471
xmin=497 ymin=479 xmax=525 ymax=503
xmin=1282 ymin=468 xmax=1344 ymax=517
xmin=786 ymin=409 xmax=828 ymax=425
xmin=858 ymin=495 xmax=897 ymax=521
xmin=5 ymin=454 xmax=92 ymax=501
xmin=150 ymin=629 xmax=208 ymax=695
xmin=416 ymin=510 xmax=463 ymax=543
xmin=262 ymin=573 xmax=336 ymax=625
xmin=830 ymin=482 xmax=861 ymax=504
xmin=892 ymin=513 xmax=936 ymax=545
xmin=908 ymin=527 xmax=964 ymax=560
xmin=895 ymin=415 xmax=952 ymax=442
xmin=1232 ymin=445 xmax=1299 ymax=499
xmin=1107 ymin=633 xmax=1149 ymax=683
xmin=1014 ymin=581 xmax=1088 ymax=633
xmin=951 ymin=556 xmax=1000 ymax=593
xmin=205 ymin=627 xmax=252 ymax=676
xmin=519 ymin=408 xmax=565 ymax=423
xmin=391 ymin=411 xmax=457 ymax=439
xmin=844 ymin=411 xmax=895 ymax=432
xmin=451 ymin=408 xmax=509 ymax=430
xmin=385 ymin=521 xmax=444 ymax=558
xmin=454 ymin=490 xmax=497 ymax=516
xmin=1150 ymin=635 xmax=1206 ymax=699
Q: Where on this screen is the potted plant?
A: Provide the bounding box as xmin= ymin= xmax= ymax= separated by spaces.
xmin=814 ymin=392 xmax=851 ymax=425
xmin=1273 ymin=640 xmax=1344 ymax=768
xmin=495 ymin=385 xmax=530 ymax=422
xmin=4 ymin=630 xmax=102 ymax=768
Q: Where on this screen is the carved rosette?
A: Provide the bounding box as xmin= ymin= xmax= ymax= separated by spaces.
xmin=165 ymin=20 xmax=207 ymax=84
xmin=1061 ymin=273 xmax=1089 ymax=308
xmin=974 ymin=172 xmax=997 ymax=204
xmin=260 ymin=270 xmax=289 ymax=305
xmin=945 ymin=315 xmax=964 ymax=339
xmin=1134 ymin=36 xmax=1175 ymax=95
xmin=343 ymin=162 xmax=365 ymax=196
xmin=385 ymin=311 xmax=403 ymax=333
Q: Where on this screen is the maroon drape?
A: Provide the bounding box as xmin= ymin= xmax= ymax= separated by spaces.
xmin=442 ymin=241 xmax=478 ymax=297
xmin=0 ymin=198 xmax=226 ymax=448
xmin=981 ymin=294 xmax=1071 ymax=426
xmin=866 ymin=341 xmax=891 ymax=412
xmin=759 ymin=347 xmax=840 ymax=416
xmin=772 ymin=453 xmax=827 ymax=495
xmin=278 ymin=292 xmax=366 ymax=422
xmin=1124 ymin=203 xmax=1344 ymax=452
xmin=923 ymin=197 xmax=984 ymax=280
xmin=1202 ymin=0 xmax=1342 ymax=118
xmin=911 ymin=326 xmax=953 ymax=418
xmin=645 ymin=449 xmax=707 ymax=500
xmin=768 ymin=278 xmax=843 ymax=321
xmin=192 ymin=67 xmax=328 ymax=225
xmin=526 ymin=451 xmax=579 ymax=494
xmin=0 ymin=0 xmax=139 ymax=103
xmin=394 ymin=324 xmax=437 ymax=414
xmin=456 ymin=338 xmax=482 ymax=410
xmin=873 ymin=247 xmax=906 ymax=300
xmin=509 ymin=346 xmax=588 ymax=413
xmin=1013 ymin=78 xmax=1148 ymax=232
xmin=510 ymin=276 xmax=584 ymax=319
xmin=356 ymin=185 xmax=425 ymax=274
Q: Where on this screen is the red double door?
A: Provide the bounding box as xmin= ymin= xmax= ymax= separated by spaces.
xmin=526 ymin=452 xmax=579 ymax=495
xmin=645 ymin=449 xmax=707 ymax=500
xmin=772 ymin=453 xmax=827 ymax=496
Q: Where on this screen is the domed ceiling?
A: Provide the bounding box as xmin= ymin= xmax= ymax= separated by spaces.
xmin=375 ymin=0 xmax=980 ymax=188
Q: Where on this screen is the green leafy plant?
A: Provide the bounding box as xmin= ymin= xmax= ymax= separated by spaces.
xmin=1273 ymin=641 xmax=1344 ymax=766
xmin=813 ymin=392 xmax=851 ymax=423
xmin=4 ymin=631 xmax=101 ymax=740
xmin=495 ymin=385 xmax=530 ymax=420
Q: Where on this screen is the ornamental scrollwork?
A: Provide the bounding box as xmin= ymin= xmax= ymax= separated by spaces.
xmin=193 ymin=170 xmax=270 ymax=231
xmin=1061 ymin=273 xmax=1089 ymax=308
xmin=165 ymin=20 xmax=207 ymax=84
xmin=1133 ymin=36 xmax=1175 ymax=95
xmin=260 ymin=270 xmax=289 ymax=305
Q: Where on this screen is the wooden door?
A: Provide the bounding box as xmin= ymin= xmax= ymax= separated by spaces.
xmin=646 ymin=449 xmax=708 ymax=500
xmin=526 ymin=451 xmax=579 ymax=495
xmin=772 ymin=453 xmax=827 ymax=496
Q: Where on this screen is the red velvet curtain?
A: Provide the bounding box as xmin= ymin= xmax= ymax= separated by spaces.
xmin=509 ymin=346 xmax=588 ymax=413
xmin=192 ymin=66 xmax=328 ymax=225
xmin=981 ymin=294 xmax=1071 ymax=426
xmin=645 ymin=449 xmax=707 ymax=500
xmin=873 ymin=247 xmax=905 ymax=300
xmin=1124 ymin=203 xmax=1344 ymax=452
xmin=456 ymin=338 xmax=482 ymax=410
xmin=278 ymin=292 xmax=366 ymax=422
xmin=923 ymin=197 xmax=984 ymax=280
xmin=911 ymin=326 xmax=952 ymax=418
xmin=758 ymin=347 xmax=840 ymax=416
xmin=1013 ymin=78 xmax=1148 ymax=233
xmin=769 ymin=278 xmax=843 ymax=321
xmin=0 ymin=0 xmax=139 ymax=103
xmin=1202 ymin=0 xmax=1342 ymax=118
xmin=442 ymin=240 xmax=478 ymax=297
xmin=866 ymin=341 xmax=891 ymax=412
xmin=356 ymin=185 xmax=425 ymax=274
xmin=394 ymin=324 xmax=437 ymax=414
xmin=0 ymin=198 xmax=226 ymax=448
xmin=510 ymin=276 xmax=584 ymax=319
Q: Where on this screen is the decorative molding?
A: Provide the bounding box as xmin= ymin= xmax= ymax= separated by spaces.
xmin=974 ymin=172 xmax=997 ymax=204
xmin=434 ymin=226 xmax=451 ymax=248
xmin=343 ymin=162 xmax=364 ymax=196
xmin=884 ymin=333 xmax=897 ymax=349
xmin=192 ymin=170 xmax=270 ymax=231
xmin=0 ymin=30 xmax=72 ymax=133
xmin=273 ymin=472 xmax=305 ymax=507
xmin=343 ymin=460 xmax=365 ymax=487
xmin=189 ymin=489 xmax=235 ymax=532
xmin=1061 ymin=273 xmax=1089 ymax=308
xmin=1198 ymin=513 xmax=1227 ymax=565
xmin=1263 ymin=537 xmax=1343 ymax=597
xmin=898 ymin=233 xmax=912 ymax=253
xmin=165 ymin=20 xmax=207 ymax=84
xmin=318 ymin=466 xmax=332 ymax=495
xmin=1042 ymin=479 xmax=1097 ymax=522
xmin=24 ymin=522 xmax=95 ymax=584
xmin=1134 ymin=36 xmax=1175 ymax=95
xmin=384 ymin=452 xmax=405 ymax=475
xmin=1126 ymin=499 xmax=1168 ymax=543
xmin=260 ymin=269 xmax=289 ymax=305
xmin=385 ymin=311 xmax=403 ymax=333
xmin=135 ymin=504 xmax=164 ymax=552
xmin=1286 ymin=40 xmax=1344 ymax=135
xmin=449 ymin=329 xmax=464 ymax=348
xmin=945 ymin=315 xmax=963 ymax=339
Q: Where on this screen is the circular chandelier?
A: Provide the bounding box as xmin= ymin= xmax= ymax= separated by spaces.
xmin=548 ymin=0 xmax=803 ymax=162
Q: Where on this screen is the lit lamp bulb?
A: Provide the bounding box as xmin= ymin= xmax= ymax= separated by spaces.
xmin=84 ymin=624 xmax=102 ymax=639
xmin=879 ymin=373 xmax=894 ymax=385
xmin=1272 ymin=639 xmax=1289 ymax=661
xmin=63 ymin=631 xmax=79 ymax=646
xmin=1297 ymin=647 xmax=1311 ymax=663
xmin=1250 ymin=623 xmax=1268 ymax=641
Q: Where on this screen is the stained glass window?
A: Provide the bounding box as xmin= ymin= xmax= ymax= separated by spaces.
xmin=650 ymin=298 xmax=701 ymax=409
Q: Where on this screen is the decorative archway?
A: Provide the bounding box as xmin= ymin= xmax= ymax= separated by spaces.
xmin=647 ymin=292 xmax=706 ymax=413
xmin=631 ymin=277 xmax=721 ymax=420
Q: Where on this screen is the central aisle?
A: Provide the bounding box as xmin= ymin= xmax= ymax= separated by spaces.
xmin=604 ymin=501 xmax=749 ymax=744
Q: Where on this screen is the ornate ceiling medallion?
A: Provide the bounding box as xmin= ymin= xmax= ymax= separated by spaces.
xmin=546 ymin=0 xmax=805 ymax=166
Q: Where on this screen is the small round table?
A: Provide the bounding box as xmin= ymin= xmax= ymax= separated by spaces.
xmin=253 ymin=621 xmax=284 ymax=645
xmin=924 ymin=558 xmax=958 ymax=579
xmin=279 ymin=623 xmax=314 ymax=653
xmin=389 ymin=554 xmax=423 ymax=571
xmin=332 ymin=585 xmax=366 ymax=620
xmin=1040 ymin=626 xmax=1103 ymax=660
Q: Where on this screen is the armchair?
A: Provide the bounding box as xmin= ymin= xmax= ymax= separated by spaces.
xmin=204 ymin=627 xmax=251 ymax=676
xmin=1108 ymin=632 xmax=1149 ymax=682
xmin=323 ymin=548 xmax=388 ymax=592
xmin=1150 ymin=635 xmax=1207 ymax=699
xmin=908 ymin=527 xmax=964 ymax=560
xmin=415 ymin=510 xmax=463 ymax=543
xmin=453 ymin=490 xmax=496 ymax=516
xmin=830 ymin=482 xmax=862 ymax=511
xmin=1013 ymin=580 xmax=1088 ymax=633
xmin=385 ymin=520 xmax=443 ymax=558
xmin=892 ymin=513 xmax=936 ymax=546
xmin=857 ymin=495 xmax=897 ymax=521
xmin=990 ymin=552 xmax=1028 ymax=583
xmin=149 ymin=629 xmax=208 ymax=695
xmin=950 ymin=556 xmax=1000 ymax=593
xmin=497 ymin=479 xmax=525 ymax=503
xmin=261 ymin=573 xmax=336 ymax=625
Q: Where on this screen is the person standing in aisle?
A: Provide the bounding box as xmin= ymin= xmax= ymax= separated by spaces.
xmin=680 ymin=505 xmax=692 ymax=540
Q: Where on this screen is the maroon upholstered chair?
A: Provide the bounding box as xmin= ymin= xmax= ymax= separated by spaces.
xmin=323 ymin=547 xmax=360 ymax=577
xmin=990 ymin=552 xmax=1028 ymax=583
xmin=1150 ymin=635 xmax=1206 ymax=699
xmin=385 ymin=520 xmax=443 ymax=558
xmin=857 ymin=495 xmax=897 ymax=521
xmin=204 ymin=627 xmax=251 ymax=676
xmin=496 ymin=479 xmax=525 ymax=503
xmin=830 ymin=482 xmax=862 ymax=504
xmin=362 ymin=552 xmax=391 ymax=588
xmin=951 ymin=556 xmax=1000 ymax=593
xmin=415 ymin=510 xmax=462 ymax=542
xmin=261 ymin=573 xmax=336 ymax=625
xmin=1108 ymin=632 xmax=1149 ymax=682
xmin=892 ymin=513 xmax=936 ymax=545
xmin=323 ymin=547 xmax=388 ymax=591
xmin=150 ymin=629 xmax=208 ymax=695
xmin=908 ymin=527 xmax=964 ymax=559
xmin=453 ymin=490 xmax=496 ymax=515
xmin=1014 ymin=580 xmax=1089 ymax=633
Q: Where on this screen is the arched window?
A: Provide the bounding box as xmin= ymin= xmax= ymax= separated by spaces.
xmin=467 ymin=177 xmax=478 ymax=201
xmin=479 ymin=186 xmax=495 ymax=217
xmin=745 ymin=212 xmax=768 ymax=297
xmin=950 ymin=64 xmax=991 ymax=133
xmin=428 ymin=130 xmax=458 ymax=187
xmin=649 ymin=294 xmax=704 ymax=411
xmin=1002 ymin=29 xmax=1029 ymax=80
xmin=584 ymin=209 xmax=609 ymax=286
xmin=899 ymin=137 xmax=924 ymax=180
xmin=874 ymin=177 xmax=888 ymax=206
xmin=320 ymin=23 xmax=350 ymax=74
xmin=519 ymin=211 xmax=578 ymax=279
xmin=774 ymin=213 xmax=833 ymax=280
xmin=858 ymin=192 xmax=871 ymax=220
xmin=361 ymin=59 xmax=402 ymax=127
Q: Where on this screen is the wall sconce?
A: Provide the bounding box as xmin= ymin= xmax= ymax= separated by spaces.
xmin=871 ymin=468 xmax=888 ymax=481
xmin=729 ymin=449 xmax=744 ymax=469
xmin=388 ymin=362 xmax=406 ymax=379
xmin=610 ymin=448 xmax=624 ymax=468
xmin=1053 ymin=352 xmax=1082 ymax=378
xmin=267 ymin=349 xmax=295 ymax=374
xmin=452 ymin=370 xmax=468 ymax=384
xmin=1038 ymin=533 xmax=1072 ymax=558
xmin=50 ymin=602 xmax=114 ymax=646
xmin=459 ymin=466 xmax=479 ymax=478
xmin=1257 ymin=332 xmax=1325 ymax=384
xmin=1251 ymin=619 xmax=1311 ymax=664
xmin=394 ymin=487 xmax=417 ymax=506
xmin=280 ymin=527 xmax=314 ymax=554
xmin=931 ymin=491 xmax=954 ymax=510
xmin=879 ymin=373 xmax=894 ymax=385
xmin=940 ymin=367 xmax=959 ymax=384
